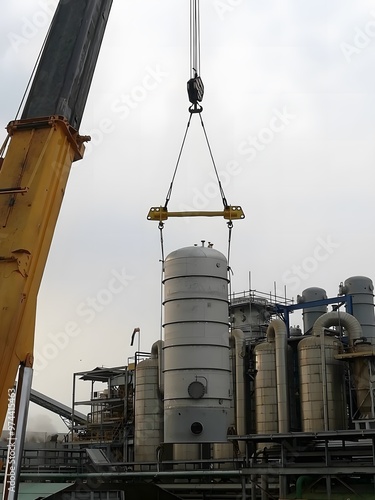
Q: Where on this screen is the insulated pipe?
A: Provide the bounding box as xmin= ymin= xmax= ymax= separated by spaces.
xmin=312 ymin=311 xmax=362 ymax=430
xmin=231 ymin=329 xmax=246 ymax=455
xmin=151 ymin=340 xmax=164 ymax=397
xmin=266 ymin=319 xmax=289 ymax=433
xmin=312 ymin=311 xmax=371 ymax=420
xmin=312 ymin=311 xmax=362 ymax=345
xmin=295 ymin=475 xmax=313 ymax=500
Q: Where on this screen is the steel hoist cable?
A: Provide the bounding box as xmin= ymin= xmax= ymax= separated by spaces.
xmin=15 ymin=7 xmax=58 ymax=121
xmin=163 ymin=0 xmax=227 ymax=213
xmin=158 ymin=221 xmax=165 ymax=341
xmin=163 ymin=111 xmax=228 ymax=211
xmin=190 ymin=0 xmax=201 ymax=78
xmin=147 ymin=0 xmax=244 ymax=223
xmin=198 ymin=113 xmax=228 ymax=209
xmin=227 ymin=220 xmax=234 ymax=301
xmin=188 ymin=0 xmax=204 ymax=109
xmin=164 ymin=113 xmax=193 ymax=209
xmin=0 ymin=9 xmax=57 ymax=161
xmin=152 ymin=0 xmax=243 ymax=335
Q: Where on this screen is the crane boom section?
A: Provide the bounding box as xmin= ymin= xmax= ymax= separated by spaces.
xmin=0 ymin=0 xmax=112 ymax=430
xmin=0 ymin=116 xmax=84 ymax=428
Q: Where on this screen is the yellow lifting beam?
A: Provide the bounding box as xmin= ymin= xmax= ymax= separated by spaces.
xmin=147 ymin=205 xmax=245 ymax=221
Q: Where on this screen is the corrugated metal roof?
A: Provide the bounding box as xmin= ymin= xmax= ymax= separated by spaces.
xmin=0 ymin=482 xmax=71 ymax=500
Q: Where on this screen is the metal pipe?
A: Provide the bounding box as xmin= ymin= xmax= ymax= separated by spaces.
xmin=320 ymin=329 xmax=328 ymax=431
xmin=312 ymin=311 xmax=362 ymax=345
xmin=231 ymin=329 xmax=246 ymax=455
xmin=295 ymin=475 xmax=313 ymax=499
xmin=123 ymin=367 xmax=128 ymax=462
xmin=71 ymin=373 xmax=76 ymax=443
xmin=266 ymin=319 xmax=289 ymax=433
xmin=8 ymin=463 xmax=375 ymax=480
xmin=151 ymin=340 xmax=164 ymax=397
xmin=2 ymin=365 xmax=33 ymax=500
xmin=311 ymin=311 xmax=362 ymax=429
xmin=260 ymin=452 xmax=268 ymax=500
xmin=14 ymin=470 xmax=244 ymax=480
xmin=241 ymin=475 xmax=246 ymax=500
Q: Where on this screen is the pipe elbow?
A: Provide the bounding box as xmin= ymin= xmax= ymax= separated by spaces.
xmin=266 ymin=318 xmax=287 ymax=342
xmin=231 ymin=328 xmax=245 ymax=357
xmin=151 ymin=340 xmax=164 ymax=397
xmin=312 ymin=311 xmax=362 ymax=345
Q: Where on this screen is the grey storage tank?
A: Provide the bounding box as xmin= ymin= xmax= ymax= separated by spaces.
xmin=297 ymin=287 xmax=328 ymax=335
xmin=163 ymin=244 xmax=231 ymax=443
xmin=339 ymin=276 xmax=375 ymax=343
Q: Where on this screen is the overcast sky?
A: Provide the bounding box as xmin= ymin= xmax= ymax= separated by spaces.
xmin=1 ymin=0 xmax=375 ymax=433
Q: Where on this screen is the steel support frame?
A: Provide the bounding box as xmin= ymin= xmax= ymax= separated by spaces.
xmin=275 ymin=295 xmax=354 ymax=334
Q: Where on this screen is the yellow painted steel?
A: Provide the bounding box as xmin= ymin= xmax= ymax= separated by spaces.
xmin=147 ymin=205 xmax=245 ymax=221
xmin=0 ymin=115 xmax=85 ymax=429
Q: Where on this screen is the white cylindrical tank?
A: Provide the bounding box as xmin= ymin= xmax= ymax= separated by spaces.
xmin=163 ymin=244 xmax=231 ymax=443
xmin=213 ymin=336 xmax=236 ymax=464
xmin=339 ymin=276 xmax=375 ymax=343
xmin=297 ymin=287 xmax=327 ymax=334
xmin=298 ymin=335 xmax=346 ymax=432
xmin=134 ymin=358 xmax=163 ymax=462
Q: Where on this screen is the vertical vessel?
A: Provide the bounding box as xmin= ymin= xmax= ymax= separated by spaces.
xmin=163 ymin=243 xmax=231 ymax=443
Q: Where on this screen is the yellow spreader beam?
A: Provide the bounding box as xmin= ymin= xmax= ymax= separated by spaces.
xmin=147 ymin=205 xmax=245 ymax=221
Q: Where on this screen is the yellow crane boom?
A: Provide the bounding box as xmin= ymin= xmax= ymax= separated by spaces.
xmin=0 ymin=0 xmax=112 ymax=430
xmin=0 ymin=116 xmax=85 ymax=428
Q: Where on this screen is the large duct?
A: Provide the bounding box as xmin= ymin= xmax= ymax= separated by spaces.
xmin=151 ymin=340 xmax=164 ymax=397
xmin=254 ymin=339 xmax=277 ymax=435
xmin=312 ymin=311 xmax=362 ymax=345
xmin=163 ymin=244 xmax=231 ymax=444
xmin=314 ymin=310 xmax=375 ymax=419
xmin=266 ymin=320 xmax=289 ymax=433
xmin=232 ymin=329 xmax=246 ymax=453
xmin=312 ymin=311 xmax=372 ymax=421
xmin=254 ymin=319 xmax=290 ymax=435
xmin=339 ymin=276 xmax=375 ymax=343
